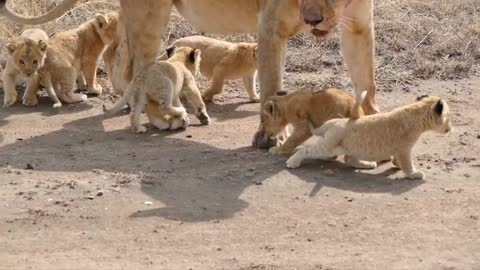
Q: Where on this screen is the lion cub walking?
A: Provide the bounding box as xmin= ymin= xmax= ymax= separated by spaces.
xmin=286 ymin=94 xmax=452 ymax=180
xmin=171 ymin=36 xmax=259 ymax=102
xmin=263 ymin=88 xmax=363 ymax=155
xmin=27 ymin=12 xmax=118 ymax=107
xmin=1 ymin=29 xmax=50 ymax=107
xmin=103 ymin=46 xmax=210 ymax=133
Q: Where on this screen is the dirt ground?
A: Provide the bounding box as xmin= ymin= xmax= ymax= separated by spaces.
xmin=0 ymin=70 xmax=479 ymax=269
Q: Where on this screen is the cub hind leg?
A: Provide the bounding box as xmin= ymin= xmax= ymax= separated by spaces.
xmin=182 ymin=74 xmax=210 ymax=125
xmin=202 ymin=66 xmax=225 ymax=102
xmin=57 ymin=69 xmax=88 ymax=104
xmin=82 ymin=57 xmax=102 ymax=95
xmin=130 ymin=93 xmax=147 ymax=133
xmin=243 ymin=71 xmax=260 ymax=103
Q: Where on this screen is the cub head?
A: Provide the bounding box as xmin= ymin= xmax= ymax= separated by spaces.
xmin=261 ymin=91 xmax=289 ymax=139
xmin=6 ymin=38 xmax=47 ymax=77
xmin=417 ymin=95 xmax=452 ymax=134
xmin=165 ymin=46 xmax=202 ymax=76
xmin=301 ymin=0 xmax=353 ymax=38
xmin=93 ymin=12 xmax=119 ymax=45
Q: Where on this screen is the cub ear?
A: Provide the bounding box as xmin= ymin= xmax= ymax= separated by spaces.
xmin=264 ymin=100 xmax=280 ymax=119
xmin=95 ymin=13 xmax=108 ymax=29
xmin=276 ymin=90 xmax=288 ymax=96
xmin=189 ymin=48 xmax=201 ymax=64
xmin=434 ymin=99 xmax=444 ymax=116
xmin=417 ymin=95 xmax=429 ymax=101
xmin=38 ymin=40 xmax=47 ymax=52
xmin=166 ymin=46 xmax=176 ymax=58
xmin=6 ymin=43 xmax=16 ymax=54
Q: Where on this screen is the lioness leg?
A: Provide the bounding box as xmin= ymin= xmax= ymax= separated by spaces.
xmin=77 ymin=72 xmax=87 ymax=91
xmin=120 ymin=0 xmax=172 ymax=78
xmin=253 ymin=13 xmax=288 ymax=148
xmin=242 ymin=72 xmax=260 ymax=103
xmin=2 ymin=72 xmax=18 ymax=107
xmin=339 ymin=0 xmax=378 ymax=115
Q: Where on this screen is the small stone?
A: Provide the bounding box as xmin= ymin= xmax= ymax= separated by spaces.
xmin=477 ymin=134 xmax=480 ymax=139
xmin=25 ymin=163 xmax=34 ymax=170
xmin=323 ymin=169 xmax=335 ymax=176
xmin=86 ymin=196 xmax=94 ymax=200
xmin=186 ymin=135 xmax=193 ymax=138
xmin=144 ymin=201 xmax=153 ymax=206
xmin=96 ymin=190 xmax=104 ymax=197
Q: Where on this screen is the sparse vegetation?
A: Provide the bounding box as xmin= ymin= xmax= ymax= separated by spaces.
xmin=1 ymin=0 xmax=479 ymax=92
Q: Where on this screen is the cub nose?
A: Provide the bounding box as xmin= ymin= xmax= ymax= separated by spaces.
xmin=304 ymin=15 xmax=324 ymax=26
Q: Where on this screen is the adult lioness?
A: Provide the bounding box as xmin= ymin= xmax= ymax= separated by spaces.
xmin=0 ymin=0 xmax=378 ymax=149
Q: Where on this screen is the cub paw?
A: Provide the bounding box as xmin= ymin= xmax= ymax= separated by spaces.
xmin=132 ymin=125 xmax=147 ymax=134
xmin=286 ymin=156 xmax=302 ymax=169
xmin=80 ymin=94 xmax=88 ymax=102
xmin=88 ymin=85 xmax=103 ymax=95
xmin=197 ymin=112 xmax=210 ymax=125
xmin=52 ymin=102 xmax=62 ymax=109
xmin=22 ymin=96 xmax=38 ymax=107
xmin=249 ymin=95 xmax=260 ymax=103
xmin=407 ymin=171 xmax=425 ymax=180
xmin=170 ymin=115 xmax=190 ymax=130
xmin=269 ymin=146 xmax=290 ymax=155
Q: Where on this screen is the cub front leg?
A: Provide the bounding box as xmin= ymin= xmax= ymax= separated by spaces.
xmin=202 ymin=67 xmax=225 ymax=102
xmin=183 ymin=75 xmax=210 ymax=125
xmin=1 ymin=72 xmax=18 ymax=107
xmin=22 ymin=73 xmax=42 ymax=107
xmin=394 ymin=150 xmax=424 ymax=180
xmin=242 ymin=71 xmax=260 ymax=103
xmin=339 ymin=0 xmax=379 ymax=115
xmin=81 ymin=57 xmax=102 ymax=95
xmin=270 ymin=125 xmax=311 ymax=155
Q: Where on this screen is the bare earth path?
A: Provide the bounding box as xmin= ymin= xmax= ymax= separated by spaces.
xmin=1 ymin=76 xmax=479 ymax=270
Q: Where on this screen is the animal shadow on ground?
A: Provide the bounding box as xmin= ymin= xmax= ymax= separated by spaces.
xmin=0 ymin=88 xmax=94 ymax=128
xmin=0 ymin=111 xmax=423 ymax=223
xmin=205 ymin=100 xmax=258 ymax=122
xmin=286 ymin=159 xmax=425 ymax=197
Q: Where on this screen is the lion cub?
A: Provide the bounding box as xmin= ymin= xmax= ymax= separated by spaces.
xmin=171 ymin=36 xmax=259 ymax=102
xmin=23 ymin=12 xmax=118 ymax=107
xmin=264 ymin=88 xmax=363 ymax=155
xmin=103 ymin=46 xmax=210 ymax=133
xmin=286 ymin=94 xmax=452 ymax=180
xmin=1 ymin=29 xmax=49 ymax=107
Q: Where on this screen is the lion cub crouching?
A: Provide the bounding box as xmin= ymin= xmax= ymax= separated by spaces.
xmin=263 ymin=88 xmax=363 ymax=155
xmin=170 ymin=36 xmax=259 ymax=103
xmin=2 ymin=29 xmax=49 ymax=107
xmin=287 ymin=94 xmax=452 ymax=180
xmin=103 ymin=46 xmax=210 ymax=133
xmin=24 ymin=12 xmax=118 ymax=108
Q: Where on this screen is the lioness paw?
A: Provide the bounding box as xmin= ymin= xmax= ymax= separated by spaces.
xmin=407 ymin=171 xmax=425 ymax=180
xmin=88 ymin=85 xmax=103 ymax=95
xmin=249 ymin=95 xmax=260 ymax=103
xmin=22 ymin=96 xmax=38 ymax=107
xmin=133 ymin=125 xmax=147 ymax=134
xmin=286 ymin=156 xmax=303 ymax=169
xmin=3 ymin=94 xmax=17 ymax=107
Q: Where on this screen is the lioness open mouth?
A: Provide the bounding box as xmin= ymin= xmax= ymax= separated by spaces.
xmin=311 ymin=29 xmax=329 ymax=37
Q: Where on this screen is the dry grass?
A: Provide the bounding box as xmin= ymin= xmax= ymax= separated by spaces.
xmin=1 ymin=0 xmax=479 ymax=92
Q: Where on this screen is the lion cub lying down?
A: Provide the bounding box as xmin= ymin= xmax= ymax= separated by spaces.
xmin=171 ymin=36 xmax=259 ymax=103
xmin=263 ymin=88 xmax=363 ymax=155
xmin=1 ymin=29 xmax=49 ymax=107
xmin=24 ymin=12 xmax=118 ymax=108
xmin=103 ymin=46 xmax=210 ymax=133
xmin=286 ymin=94 xmax=452 ymax=180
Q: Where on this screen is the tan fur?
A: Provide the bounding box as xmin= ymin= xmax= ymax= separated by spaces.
xmin=103 ymin=46 xmax=210 ymax=134
xmin=1 ymin=29 xmax=48 ymax=107
xmin=170 ymin=36 xmax=259 ymax=103
xmin=1 ymin=0 xmax=378 ymax=148
xmin=262 ymin=88 xmax=363 ymax=155
xmin=23 ymin=12 xmax=118 ymax=108
xmin=286 ymin=95 xmax=452 ymax=180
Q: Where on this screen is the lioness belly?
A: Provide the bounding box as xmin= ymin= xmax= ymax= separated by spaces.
xmin=174 ymin=0 xmax=259 ymax=33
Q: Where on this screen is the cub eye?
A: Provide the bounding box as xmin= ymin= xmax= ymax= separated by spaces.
xmin=33 ymin=60 xmax=38 ymax=65
xmin=19 ymin=60 xmax=25 ymax=65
